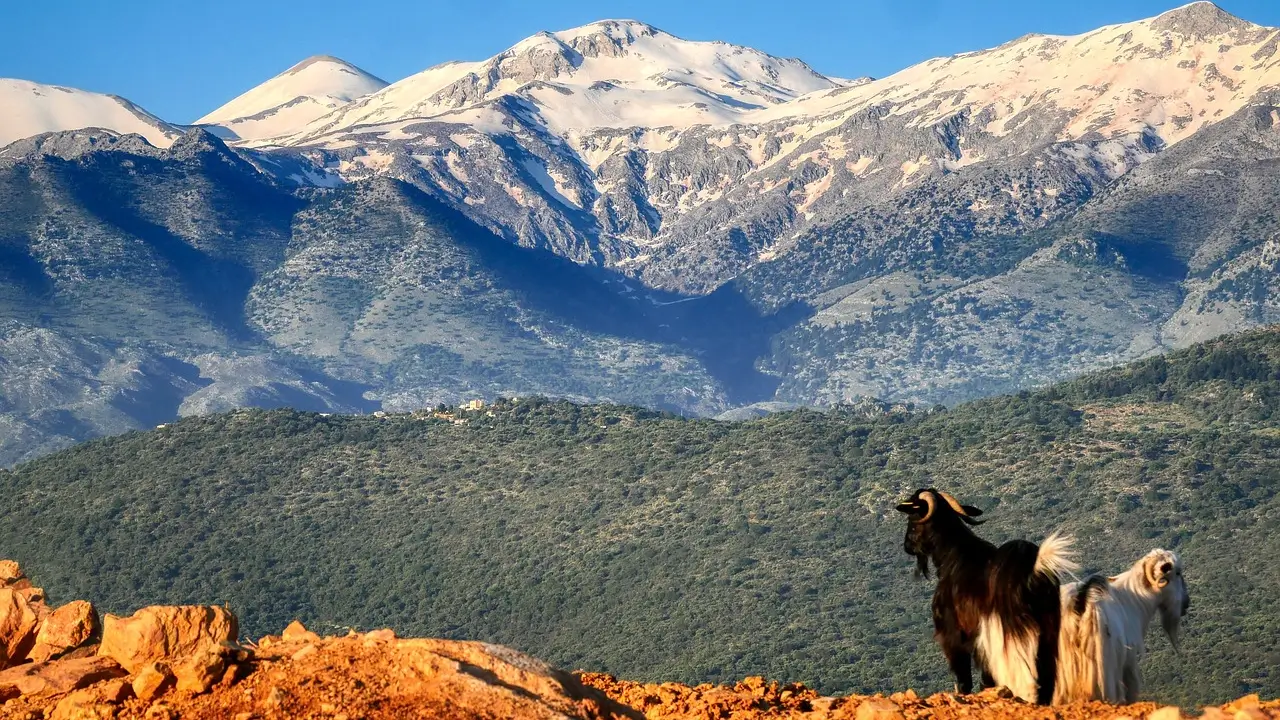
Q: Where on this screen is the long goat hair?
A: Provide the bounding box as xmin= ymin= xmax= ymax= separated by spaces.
xmin=896 ymin=488 xmax=1079 ymax=704
xmin=1054 ymin=549 xmax=1190 ymax=704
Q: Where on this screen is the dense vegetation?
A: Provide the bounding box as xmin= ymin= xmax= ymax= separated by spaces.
xmin=3 ymin=328 xmax=1279 ymax=706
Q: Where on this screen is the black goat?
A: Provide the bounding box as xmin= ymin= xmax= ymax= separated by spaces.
xmin=896 ymin=488 xmax=1077 ymax=705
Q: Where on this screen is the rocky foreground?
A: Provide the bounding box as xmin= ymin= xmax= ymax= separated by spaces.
xmin=0 ymin=562 xmax=1275 ymax=720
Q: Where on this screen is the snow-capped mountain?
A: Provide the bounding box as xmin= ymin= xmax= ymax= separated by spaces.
xmin=758 ymin=0 xmax=1280 ymax=149
xmin=0 ymin=79 xmax=179 ymax=149
xmin=3 ymin=2 xmax=1280 ymax=467
xmin=276 ymin=19 xmax=841 ymax=145
xmin=196 ymin=55 xmax=388 ymax=143
xmin=237 ymin=3 xmax=1280 ymax=293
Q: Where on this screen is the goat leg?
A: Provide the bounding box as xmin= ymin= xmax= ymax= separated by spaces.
xmin=1034 ymin=607 xmax=1061 ymax=705
xmin=944 ymin=648 xmax=975 ymax=694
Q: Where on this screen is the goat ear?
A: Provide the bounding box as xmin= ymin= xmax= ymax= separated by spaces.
xmin=895 ymin=501 xmax=918 ymax=514
xmin=1145 ymin=554 xmax=1171 ymax=589
xmin=961 ymin=505 xmax=984 ymax=517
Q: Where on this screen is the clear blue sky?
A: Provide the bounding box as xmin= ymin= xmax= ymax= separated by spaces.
xmin=3 ymin=0 xmax=1278 ymax=123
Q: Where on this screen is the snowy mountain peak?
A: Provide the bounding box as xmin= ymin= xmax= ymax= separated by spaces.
xmin=282 ymin=54 xmax=376 ymax=77
xmin=1150 ymin=2 xmax=1258 ymax=37
xmin=271 ymin=19 xmax=841 ymax=144
xmin=0 ymin=79 xmax=179 ymax=150
xmin=196 ymin=55 xmax=388 ymax=143
xmin=553 ymin=19 xmax=662 ymax=53
xmin=559 ymin=19 xmax=661 ymax=39
xmin=757 ymin=2 xmax=1280 ymax=151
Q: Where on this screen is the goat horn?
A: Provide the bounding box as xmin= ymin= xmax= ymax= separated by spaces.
xmin=937 ymin=491 xmax=984 ymax=526
xmin=919 ymin=491 xmax=937 ymax=523
xmin=937 ymin=491 xmax=969 ymax=515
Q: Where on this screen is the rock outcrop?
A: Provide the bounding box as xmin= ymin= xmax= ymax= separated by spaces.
xmin=0 ymin=590 xmax=39 ymax=669
xmin=97 ymin=605 xmax=237 ymax=675
xmin=30 ymin=601 xmax=98 ymax=664
xmin=0 ymin=656 xmax=126 ymax=701
xmin=0 ymin=616 xmax=639 ymax=720
xmin=0 ymin=564 xmax=97 ymax=671
xmin=0 ymin=558 xmax=1276 ymax=720
xmin=578 ymin=676 xmax=1280 ymax=720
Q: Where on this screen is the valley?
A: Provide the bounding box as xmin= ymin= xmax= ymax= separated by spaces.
xmin=2 ymin=327 xmax=1276 ymax=706
xmin=3 ymin=2 xmax=1280 ymax=463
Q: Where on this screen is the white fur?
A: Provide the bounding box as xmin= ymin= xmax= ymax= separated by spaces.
xmin=975 ymin=614 xmax=1040 ymax=701
xmin=1036 ymin=531 xmax=1081 ymax=580
xmin=1054 ymin=549 xmax=1189 ymax=704
xmin=1054 ymin=581 xmax=1106 ymax=703
xmin=973 ymin=533 xmax=1080 ymax=703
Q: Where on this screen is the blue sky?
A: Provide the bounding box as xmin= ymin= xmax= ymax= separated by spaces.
xmin=3 ymin=0 xmax=1278 ymax=123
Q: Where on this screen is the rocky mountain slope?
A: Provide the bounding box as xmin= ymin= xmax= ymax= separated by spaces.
xmin=252 ymin=2 xmax=1280 ymax=289
xmin=0 ymin=561 xmax=1275 ymax=720
xmin=3 ymin=3 xmax=1280 ymax=463
xmin=0 ymin=127 xmax=776 ymax=465
xmin=2 ymin=327 xmax=1277 ymax=706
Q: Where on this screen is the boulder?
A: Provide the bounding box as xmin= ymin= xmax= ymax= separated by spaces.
xmin=30 ymin=600 xmax=99 ymax=663
xmin=0 ymin=656 xmax=127 ymax=698
xmin=280 ymin=620 xmax=320 ymax=644
xmin=0 ymin=560 xmax=24 ymax=586
xmin=48 ymin=678 xmax=133 ymax=720
xmin=132 ymin=662 xmax=175 ymax=703
xmin=97 ymin=605 xmax=237 ymax=674
xmin=173 ymin=645 xmax=227 ymax=695
xmin=0 ymin=588 xmax=40 ymax=667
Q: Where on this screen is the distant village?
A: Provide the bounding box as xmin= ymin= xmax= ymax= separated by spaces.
xmin=368 ymin=397 xmax=514 ymax=425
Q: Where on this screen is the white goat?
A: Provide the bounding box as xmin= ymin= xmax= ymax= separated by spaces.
xmin=1054 ymin=548 xmax=1190 ymax=704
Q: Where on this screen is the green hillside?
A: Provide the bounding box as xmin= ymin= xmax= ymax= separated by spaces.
xmin=2 ymin=327 xmax=1278 ymax=706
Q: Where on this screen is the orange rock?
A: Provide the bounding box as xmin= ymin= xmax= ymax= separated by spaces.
xmin=0 ymin=656 xmax=127 ymax=698
xmin=1228 ymin=697 xmax=1265 ymax=713
xmin=97 ymin=605 xmax=237 ymax=674
xmin=363 ymin=628 xmax=396 ymax=643
xmin=49 ymin=698 xmax=117 ymax=720
xmin=291 ymin=644 xmax=319 ymax=661
xmin=0 ymin=587 xmax=40 ymax=667
xmin=216 ymin=660 xmax=247 ymax=689
xmin=30 ymin=600 xmax=99 ymax=663
xmin=0 ymin=561 xmax=24 ymax=585
xmin=856 ymin=696 xmax=905 ymax=720
xmin=281 ymin=620 xmax=320 ymax=644
xmin=172 ymin=645 xmax=228 ymax=695
xmin=132 ymin=661 xmax=175 ymax=703
xmin=47 ymin=678 xmax=133 ymax=720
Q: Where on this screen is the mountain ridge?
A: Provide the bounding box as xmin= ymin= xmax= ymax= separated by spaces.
xmin=2 ymin=3 xmax=1280 ymax=465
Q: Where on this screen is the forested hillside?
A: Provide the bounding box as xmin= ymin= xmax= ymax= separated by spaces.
xmin=2 ymin=327 xmax=1278 ymax=706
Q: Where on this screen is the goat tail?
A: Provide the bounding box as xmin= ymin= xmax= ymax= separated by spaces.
xmin=1035 ymin=531 xmax=1080 ymax=581
xmin=1054 ymin=576 xmax=1108 ymax=704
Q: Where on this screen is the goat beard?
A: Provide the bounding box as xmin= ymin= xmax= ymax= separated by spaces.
xmin=913 ymin=552 xmax=930 ymax=579
xmin=1162 ymin=612 xmax=1183 ymax=655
